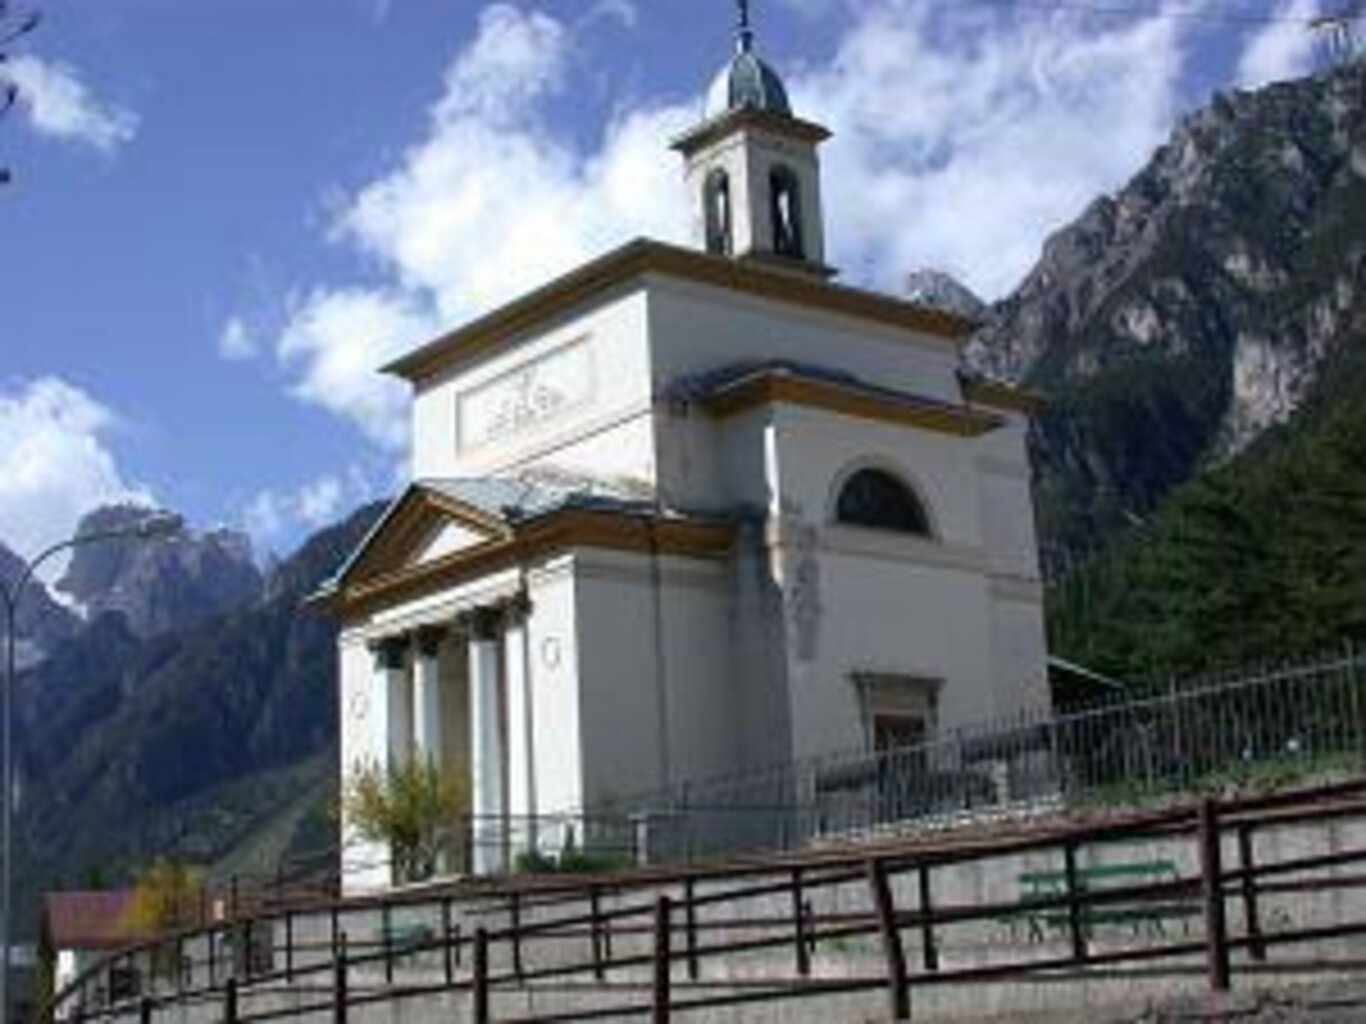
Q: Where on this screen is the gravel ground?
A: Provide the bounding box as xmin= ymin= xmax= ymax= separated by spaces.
xmin=1118 ymin=982 xmax=1366 ymax=1023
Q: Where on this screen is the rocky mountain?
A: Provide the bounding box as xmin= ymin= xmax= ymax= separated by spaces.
xmin=11 ymin=501 xmax=384 ymax=937
xmin=57 ymin=504 xmax=264 ymax=639
xmin=971 ymin=63 xmax=1366 ymax=567
xmin=0 ymin=541 xmax=78 ymax=667
xmin=903 ymin=269 xmax=989 ymax=322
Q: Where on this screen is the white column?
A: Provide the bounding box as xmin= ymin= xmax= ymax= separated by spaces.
xmin=467 ymin=608 xmax=506 ymax=875
xmin=413 ymin=628 xmax=445 ymax=766
xmin=380 ymin=638 xmax=413 ymax=769
xmin=504 ymin=597 xmax=537 ymax=860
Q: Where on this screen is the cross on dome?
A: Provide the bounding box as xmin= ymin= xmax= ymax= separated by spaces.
xmin=736 ymin=0 xmax=754 ymax=53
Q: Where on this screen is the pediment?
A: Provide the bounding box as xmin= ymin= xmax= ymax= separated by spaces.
xmin=339 ymin=486 xmax=511 ymax=588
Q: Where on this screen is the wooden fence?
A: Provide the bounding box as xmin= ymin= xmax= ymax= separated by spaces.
xmin=54 ymin=778 xmax=1366 ymax=1024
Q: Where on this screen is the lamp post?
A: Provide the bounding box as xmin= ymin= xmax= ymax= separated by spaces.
xmin=0 ymin=511 xmax=181 ymax=1022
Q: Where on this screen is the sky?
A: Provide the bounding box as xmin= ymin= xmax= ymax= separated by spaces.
xmin=0 ymin=0 xmax=1348 ymax=566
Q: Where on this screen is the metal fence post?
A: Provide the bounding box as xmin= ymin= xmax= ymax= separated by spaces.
xmin=792 ymin=868 xmax=811 ymax=978
xmin=1063 ymin=840 xmax=1088 ymax=963
xmin=333 ymin=932 xmax=348 ymax=1024
xmin=473 ymin=927 xmax=490 ymax=1024
xmin=224 ymin=978 xmax=238 ymax=1024
xmin=139 ymin=996 xmax=153 ymax=1024
xmin=868 ymin=858 xmax=911 ymax=1022
xmin=285 ymin=909 xmax=295 ymax=983
xmin=1200 ymin=800 xmax=1232 ymax=992
xmin=653 ymin=896 xmax=672 ymax=1024
xmin=1238 ymin=823 xmax=1266 ymax=963
xmin=684 ymin=878 xmax=700 ymax=981
xmin=510 ymin=890 xmax=524 ymax=980
xmin=442 ymin=896 xmax=455 ymax=986
xmin=917 ymin=861 xmax=939 ymax=972
xmin=590 ymin=885 xmax=606 ymax=981
xmin=382 ymin=902 xmax=394 ymax=984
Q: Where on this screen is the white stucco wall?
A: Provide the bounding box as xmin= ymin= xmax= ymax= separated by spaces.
xmin=759 ymin=400 xmax=1046 ymax=759
xmin=338 ymin=637 xmax=392 ymax=892
xmin=646 ymin=277 xmax=963 ymax=402
xmin=411 ymin=290 xmax=654 ymax=486
xmin=571 ymin=549 xmax=733 ymax=810
xmin=524 ymin=558 xmax=584 ymax=830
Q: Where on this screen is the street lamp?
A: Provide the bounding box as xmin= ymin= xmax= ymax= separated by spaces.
xmin=0 ymin=510 xmax=182 ymax=1022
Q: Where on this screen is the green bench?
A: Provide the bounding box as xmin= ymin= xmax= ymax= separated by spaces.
xmin=1009 ymin=860 xmax=1199 ymax=942
xmin=377 ymin=921 xmax=437 ymax=962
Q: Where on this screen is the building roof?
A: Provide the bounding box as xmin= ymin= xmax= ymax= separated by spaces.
xmin=704 ymin=0 xmax=791 ymax=119
xmin=313 ymin=476 xmax=734 ymax=616
xmin=423 ymin=473 xmax=656 ymax=524
xmin=672 ymin=359 xmax=1006 ymax=438
xmin=42 ymin=892 xmax=142 ymax=952
xmin=705 ymin=50 xmax=791 ymax=120
xmin=382 ymin=239 xmax=976 ymax=384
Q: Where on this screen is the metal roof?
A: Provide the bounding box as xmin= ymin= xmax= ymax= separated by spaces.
xmin=705 ymin=51 xmax=792 ymax=120
xmin=422 ymin=474 xmax=655 ymax=523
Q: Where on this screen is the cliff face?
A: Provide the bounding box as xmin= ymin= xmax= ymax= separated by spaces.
xmin=970 ymin=64 xmax=1366 ymax=565
xmin=9 ymin=502 xmax=384 ymax=937
xmin=57 ymin=505 xmax=264 ymax=639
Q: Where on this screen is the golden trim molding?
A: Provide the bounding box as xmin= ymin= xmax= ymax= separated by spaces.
xmin=961 ymin=376 xmax=1045 ymax=415
xmin=328 ymin=506 xmax=733 ymax=619
xmin=383 ymin=239 xmax=976 ymax=383
xmin=702 ymin=372 xmax=1003 ymax=438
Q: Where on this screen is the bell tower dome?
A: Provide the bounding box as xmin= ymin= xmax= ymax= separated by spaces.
xmin=672 ymin=0 xmax=834 ymax=277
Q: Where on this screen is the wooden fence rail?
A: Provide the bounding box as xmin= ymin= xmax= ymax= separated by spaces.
xmin=52 ymin=780 xmax=1366 ymax=1024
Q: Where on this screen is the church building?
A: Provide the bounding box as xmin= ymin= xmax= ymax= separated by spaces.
xmin=319 ymin=3 xmax=1049 ymax=892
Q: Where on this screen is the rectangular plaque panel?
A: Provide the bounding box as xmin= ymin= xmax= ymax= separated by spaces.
xmin=457 ymin=340 xmax=594 ymax=453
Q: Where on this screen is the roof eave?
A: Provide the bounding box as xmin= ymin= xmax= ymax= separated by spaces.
xmin=383 ymin=239 xmax=977 ymax=386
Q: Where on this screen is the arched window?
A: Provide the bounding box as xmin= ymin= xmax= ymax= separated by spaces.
xmin=704 ymin=169 xmax=733 ymax=256
xmin=835 ymin=469 xmax=932 ymax=536
xmin=769 ymin=165 xmax=804 ymax=259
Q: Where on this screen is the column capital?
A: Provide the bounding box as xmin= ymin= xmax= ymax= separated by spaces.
xmin=458 ymin=606 xmax=504 ymax=643
xmin=503 ymin=590 xmax=533 ymax=626
xmin=415 ymin=625 xmax=448 ymax=658
xmin=368 ymin=635 xmax=410 ymax=671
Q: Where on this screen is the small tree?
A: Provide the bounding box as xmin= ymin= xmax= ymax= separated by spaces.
xmin=343 ymin=756 xmax=467 ymax=884
xmin=122 ymin=859 xmax=204 ymax=980
xmin=124 ymin=859 xmax=203 ymax=935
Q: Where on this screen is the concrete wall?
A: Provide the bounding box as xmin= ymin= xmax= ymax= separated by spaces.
xmin=83 ymin=810 xmax=1366 ymax=1024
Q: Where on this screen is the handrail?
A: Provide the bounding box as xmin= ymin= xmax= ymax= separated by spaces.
xmin=47 ymin=776 xmax=1366 ymax=1022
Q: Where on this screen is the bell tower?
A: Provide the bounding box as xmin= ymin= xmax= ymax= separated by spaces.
xmin=672 ymin=0 xmax=835 ymax=277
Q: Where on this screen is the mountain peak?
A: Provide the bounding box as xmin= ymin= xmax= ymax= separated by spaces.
xmin=57 ymin=504 xmax=264 ymax=639
xmin=904 ymin=269 xmax=988 ymax=322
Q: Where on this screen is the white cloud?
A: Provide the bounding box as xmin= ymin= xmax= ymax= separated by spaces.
xmin=0 ymin=378 xmax=151 ymax=566
xmin=795 ymin=2 xmax=1199 ymax=297
xmin=5 ymin=54 xmax=138 ymax=153
xmin=243 ymin=467 xmax=376 ymax=547
xmin=252 ymin=1 xmax=1247 ymax=449
xmin=275 ymin=287 xmax=433 ymax=451
xmin=217 ymin=317 xmax=259 ymax=361
xmin=581 ymin=0 xmax=637 ymax=30
xmin=1236 ymin=0 xmax=1323 ymax=88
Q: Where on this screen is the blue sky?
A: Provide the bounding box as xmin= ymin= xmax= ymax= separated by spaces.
xmin=0 ymin=0 xmax=1342 ymax=564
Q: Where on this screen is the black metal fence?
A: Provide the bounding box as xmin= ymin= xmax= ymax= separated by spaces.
xmin=206 ymin=650 xmax=1366 ymax=898
xmin=586 ymin=648 xmax=1366 ymax=865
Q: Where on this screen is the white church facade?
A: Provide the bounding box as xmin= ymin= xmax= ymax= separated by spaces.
xmin=319 ymin=4 xmax=1049 ymax=892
